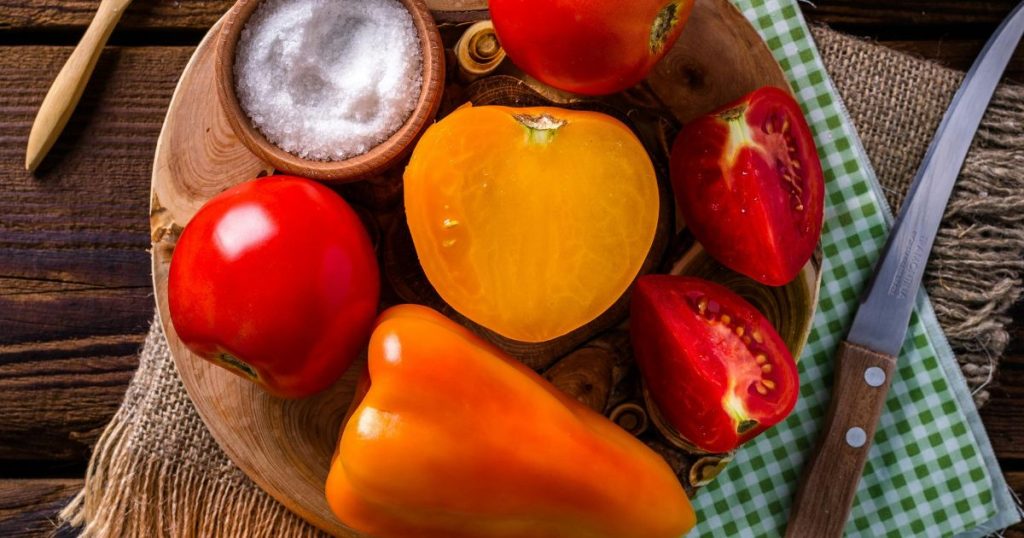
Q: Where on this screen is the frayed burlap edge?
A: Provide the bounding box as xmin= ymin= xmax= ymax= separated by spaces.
xmin=811 ymin=27 xmax=1024 ymax=407
xmin=59 ymin=424 xmax=322 ymax=538
xmin=927 ymin=92 xmax=1024 ymax=408
xmin=58 ymin=319 xmax=326 ymax=538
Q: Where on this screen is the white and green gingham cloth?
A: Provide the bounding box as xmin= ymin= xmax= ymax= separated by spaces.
xmin=690 ymin=1 xmax=1024 ymax=536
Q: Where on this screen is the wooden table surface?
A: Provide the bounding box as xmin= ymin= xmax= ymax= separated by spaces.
xmin=0 ymin=1 xmax=1021 ymax=536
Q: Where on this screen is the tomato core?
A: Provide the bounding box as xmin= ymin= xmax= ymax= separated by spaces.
xmin=670 ymin=86 xmax=825 ymax=286
xmin=756 ymin=110 xmax=807 ymax=212
xmin=631 ymin=276 xmax=800 ymax=453
xmin=680 ymin=289 xmax=783 ymax=425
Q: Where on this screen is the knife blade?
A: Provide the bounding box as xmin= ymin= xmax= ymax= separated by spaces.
xmin=786 ymin=3 xmax=1024 ymax=537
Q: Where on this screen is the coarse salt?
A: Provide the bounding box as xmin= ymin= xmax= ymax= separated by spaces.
xmin=234 ymin=0 xmax=422 ymax=161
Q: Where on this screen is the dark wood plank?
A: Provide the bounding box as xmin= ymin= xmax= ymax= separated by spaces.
xmin=0 ymin=0 xmax=1015 ymax=33
xmin=801 ymin=1 xmax=1019 ymax=29
xmin=982 ymin=363 xmax=1024 ymax=461
xmin=875 ymin=38 xmax=1024 ymax=84
xmin=0 ymin=0 xmax=229 ymax=32
xmin=1007 ymin=470 xmax=1024 ymax=538
xmin=0 ymin=479 xmax=80 ymax=537
xmin=0 ymin=335 xmax=142 ymax=461
xmin=0 ymin=45 xmax=191 ymax=460
xmin=984 ymin=302 xmax=1024 ymax=461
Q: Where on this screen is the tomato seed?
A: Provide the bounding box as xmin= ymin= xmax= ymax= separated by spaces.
xmin=708 ymin=300 xmax=721 ymax=315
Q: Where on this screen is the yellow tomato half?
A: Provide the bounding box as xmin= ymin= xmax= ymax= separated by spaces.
xmin=404 ymin=105 xmax=659 ymax=342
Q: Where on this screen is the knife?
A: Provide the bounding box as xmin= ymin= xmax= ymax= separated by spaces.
xmin=785 ymin=3 xmax=1024 ymax=537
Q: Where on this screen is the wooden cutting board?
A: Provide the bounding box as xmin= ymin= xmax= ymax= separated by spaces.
xmin=150 ymin=1 xmax=816 ymax=535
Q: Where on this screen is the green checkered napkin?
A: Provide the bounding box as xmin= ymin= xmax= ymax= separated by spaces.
xmin=688 ymin=1 xmax=1022 ymax=536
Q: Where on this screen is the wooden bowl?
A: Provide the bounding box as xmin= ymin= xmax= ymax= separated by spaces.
xmin=214 ymin=0 xmax=445 ymax=183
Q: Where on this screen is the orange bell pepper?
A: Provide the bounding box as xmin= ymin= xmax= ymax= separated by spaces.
xmin=325 ymin=305 xmax=695 ymax=538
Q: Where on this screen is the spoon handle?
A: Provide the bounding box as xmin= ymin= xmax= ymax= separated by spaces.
xmin=25 ymin=0 xmax=131 ymax=172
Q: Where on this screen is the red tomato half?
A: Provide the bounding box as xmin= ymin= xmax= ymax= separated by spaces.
xmin=490 ymin=0 xmax=694 ymax=95
xmin=168 ymin=176 xmax=380 ymax=399
xmin=671 ymin=86 xmax=824 ymax=286
xmin=631 ymin=275 xmax=798 ymax=453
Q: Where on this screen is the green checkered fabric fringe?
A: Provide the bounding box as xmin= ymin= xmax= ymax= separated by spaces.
xmin=691 ymin=1 xmax=999 ymax=536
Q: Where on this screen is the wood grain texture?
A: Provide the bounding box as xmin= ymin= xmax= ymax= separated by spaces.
xmin=0 ymin=0 xmax=487 ymax=31
xmin=0 ymin=334 xmax=141 ymax=461
xmin=0 ymin=45 xmax=192 ymax=461
xmin=647 ymin=0 xmax=791 ymax=122
xmin=213 ymin=0 xmax=446 ymax=183
xmin=786 ymin=341 xmax=898 ymax=538
xmin=152 ymin=0 xmax=804 ymax=534
xmin=0 ymin=0 xmax=1021 ymax=536
xmin=981 ymin=301 xmax=1024 ymax=460
xmin=151 ymin=18 xmax=358 ymax=535
xmin=1006 ymin=470 xmax=1024 ymax=538
xmin=877 ymin=39 xmax=1024 ymax=83
xmin=0 ymin=0 xmax=1014 ymax=31
xmin=800 ymin=1 xmax=1019 ymax=28
xmin=0 ymin=479 xmax=80 ymax=538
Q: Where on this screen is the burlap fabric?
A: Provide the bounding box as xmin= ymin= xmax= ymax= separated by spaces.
xmin=812 ymin=27 xmax=1024 ymax=408
xmin=60 ymin=27 xmax=1024 ymax=537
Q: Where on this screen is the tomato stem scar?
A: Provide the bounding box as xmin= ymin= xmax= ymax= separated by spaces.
xmin=650 ymin=1 xmax=683 ymax=52
xmin=737 ymin=419 xmax=758 ymax=434
xmin=218 ymin=352 xmax=258 ymax=380
xmin=514 ymin=113 xmax=567 ymax=144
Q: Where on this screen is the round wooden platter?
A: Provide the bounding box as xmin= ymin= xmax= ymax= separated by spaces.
xmin=150 ymin=1 xmax=813 ymax=536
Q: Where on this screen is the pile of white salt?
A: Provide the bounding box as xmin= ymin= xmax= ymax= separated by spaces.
xmin=234 ymin=0 xmax=423 ymax=161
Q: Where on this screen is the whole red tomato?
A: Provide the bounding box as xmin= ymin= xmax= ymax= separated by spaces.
xmin=631 ymin=275 xmax=798 ymax=453
xmin=168 ymin=176 xmax=379 ymax=399
xmin=671 ymin=86 xmax=824 ymax=286
xmin=490 ymin=0 xmax=694 ymax=95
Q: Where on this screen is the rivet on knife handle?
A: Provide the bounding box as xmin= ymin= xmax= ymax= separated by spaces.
xmin=785 ymin=341 xmax=896 ymax=538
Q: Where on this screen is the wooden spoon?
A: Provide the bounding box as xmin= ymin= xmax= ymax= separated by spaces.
xmin=25 ymin=0 xmax=133 ymax=172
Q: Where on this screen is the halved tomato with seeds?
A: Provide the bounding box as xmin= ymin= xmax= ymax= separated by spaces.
xmin=670 ymin=86 xmax=824 ymax=286
xmin=631 ymin=275 xmax=799 ymax=453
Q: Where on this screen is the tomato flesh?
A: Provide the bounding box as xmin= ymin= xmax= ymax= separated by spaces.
xmin=490 ymin=0 xmax=694 ymax=95
xmin=168 ymin=176 xmax=380 ymax=398
xmin=671 ymin=86 xmax=824 ymax=286
xmin=404 ymin=105 xmax=660 ymax=343
xmin=630 ymin=275 xmax=799 ymax=453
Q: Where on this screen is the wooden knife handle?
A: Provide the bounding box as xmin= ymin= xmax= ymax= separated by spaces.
xmin=25 ymin=0 xmax=129 ymax=172
xmin=785 ymin=340 xmax=897 ymax=538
